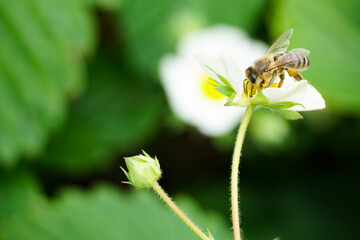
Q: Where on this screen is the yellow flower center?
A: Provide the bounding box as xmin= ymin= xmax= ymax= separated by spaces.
xmin=200 ymin=74 xmax=225 ymax=100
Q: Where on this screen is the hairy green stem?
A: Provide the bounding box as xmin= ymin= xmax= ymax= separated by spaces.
xmin=231 ymin=105 xmax=254 ymax=240
xmin=152 ymin=181 xmax=210 ymax=240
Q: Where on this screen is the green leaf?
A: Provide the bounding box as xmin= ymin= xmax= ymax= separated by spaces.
xmin=277 ymin=109 xmax=303 ymax=120
xmin=216 ymin=85 xmax=236 ymax=97
xmin=251 ymin=92 xmax=270 ymax=106
xmin=271 ymin=0 xmax=360 ymax=114
xmin=0 ymin=171 xmax=232 ymax=240
xmin=233 ymin=92 xmax=270 ymax=107
xmin=91 ymin=0 xmax=122 ymax=10
xmin=0 ymin=0 xmax=95 ymax=165
xmin=0 ymin=169 xmax=45 ymax=222
xmin=265 ymin=101 xmax=304 ymax=110
xmin=119 ymin=0 xmax=267 ymax=79
xmin=39 ymin=56 xmax=162 ymax=176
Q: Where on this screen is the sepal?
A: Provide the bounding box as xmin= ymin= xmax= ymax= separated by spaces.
xmin=122 ymin=151 xmax=162 ymax=189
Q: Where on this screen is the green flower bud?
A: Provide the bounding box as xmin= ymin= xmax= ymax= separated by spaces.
xmin=121 ymin=151 xmax=162 ymax=189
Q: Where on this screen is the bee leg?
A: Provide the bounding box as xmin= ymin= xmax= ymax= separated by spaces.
xmin=294 ymin=72 xmax=303 ymax=81
xmin=269 ymin=78 xmax=275 ymax=86
xmin=278 ymin=71 xmax=285 ymax=88
xmin=243 ymin=79 xmax=246 ymax=94
xmin=287 ymin=69 xmax=303 ymax=81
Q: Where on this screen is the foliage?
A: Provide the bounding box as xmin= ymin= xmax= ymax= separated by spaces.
xmin=0 ymin=0 xmax=95 ymax=165
xmin=0 ymin=170 xmax=231 ymax=240
xmin=39 ymin=56 xmax=162 ymax=175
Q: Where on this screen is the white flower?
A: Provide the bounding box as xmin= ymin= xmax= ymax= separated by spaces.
xmin=159 ymin=24 xmax=267 ymax=136
xmin=197 ymin=54 xmax=326 ymax=119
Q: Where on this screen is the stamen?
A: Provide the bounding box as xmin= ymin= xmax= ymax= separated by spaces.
xmin=243 ymin=78 xmax=283 ymax=98
xmin=200 ymin=75 xmax=224 ymax=100
xmin=243 ymin=80 xmax=260 ymax=98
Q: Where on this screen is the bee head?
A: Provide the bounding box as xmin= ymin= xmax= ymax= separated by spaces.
xmin=245 ymin=67 xmax=258 ymax=86
xmin=244 ymin=67 xmax=261 ymax=97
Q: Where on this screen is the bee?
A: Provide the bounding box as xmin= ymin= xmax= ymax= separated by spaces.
xmin=244 ymin=29 xmax=310 ymax=97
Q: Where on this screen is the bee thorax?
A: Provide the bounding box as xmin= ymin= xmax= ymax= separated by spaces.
xmin=254 ymin=58 xmax=270 ymax=73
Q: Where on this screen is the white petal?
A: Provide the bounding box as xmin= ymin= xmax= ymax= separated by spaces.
xmin=159 ymin=54 xmax=245 ymax=136
xmin=290 ymin=84 xmax=326 ymax=111
xmin=195 ymin=55 xmax=223 ymax=84
xmin=219 ymin=55 xmax=243 ymax=94
xmin=178 ymin=25 xmax=267 ymax=68
xmin=262 ymin=80 xmax=308 ymax=103
xmin=279 ymin=71 xmax=297 ymax=88
xmin=196 ymin=55 xmax=243 ymax=94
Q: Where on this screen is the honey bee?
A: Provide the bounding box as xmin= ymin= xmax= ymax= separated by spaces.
xmin=244 ymin=29 xmax=310 ymax=97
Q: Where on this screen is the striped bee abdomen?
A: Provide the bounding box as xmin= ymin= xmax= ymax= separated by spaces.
xmin=283 ymin=51 xmax=310 ymax=70
xmin=269 ymin=51 xmax=310 ymax=71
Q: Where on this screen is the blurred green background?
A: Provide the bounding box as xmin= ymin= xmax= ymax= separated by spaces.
xmin=0 ymin=0 xmax=359 ymax=239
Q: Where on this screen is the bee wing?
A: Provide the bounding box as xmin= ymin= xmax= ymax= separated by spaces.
xmin=290 ymin=48 xmax=310 ymax=56
xmin=265 ymin=52 xmax=299 ymax=71
xmin=264 ymin=29 xmax=293 ymax=56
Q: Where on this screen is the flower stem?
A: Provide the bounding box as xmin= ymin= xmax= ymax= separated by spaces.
xmin=231 ymin=105 xmax=254 ymax=240
xmin=152 ymin=181 xmax=210 ymax=240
